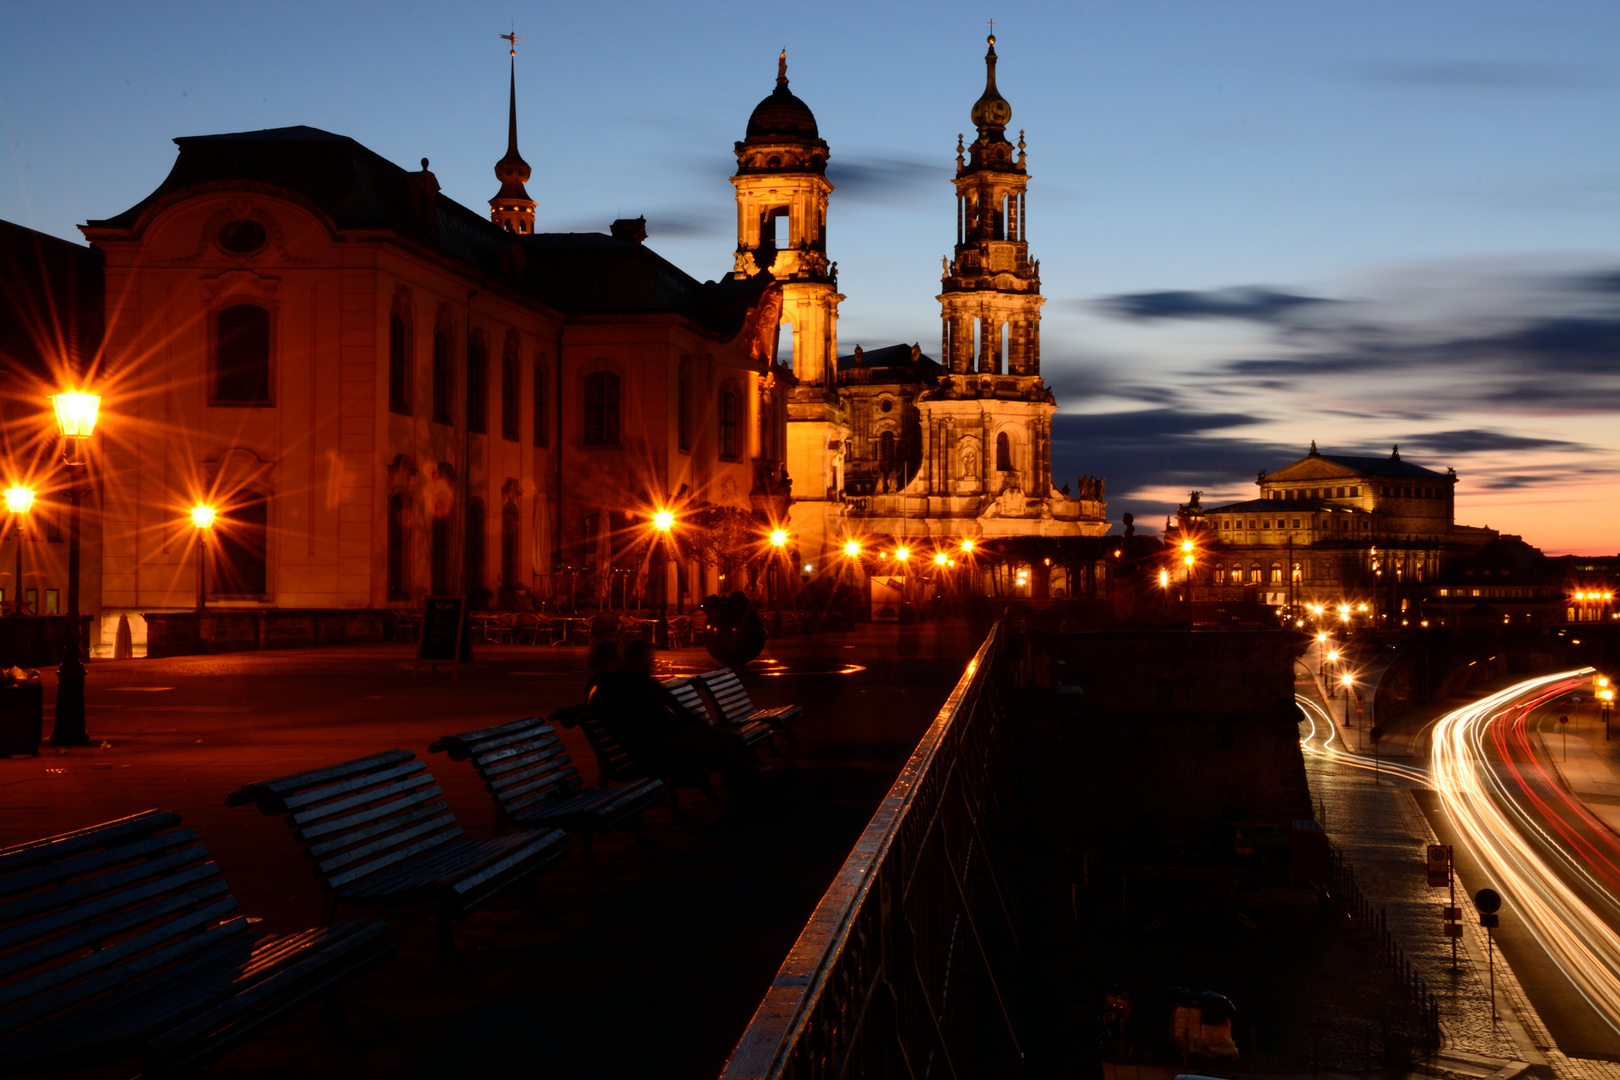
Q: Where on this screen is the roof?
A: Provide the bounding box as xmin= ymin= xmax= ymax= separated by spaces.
xmin=83 ymin=126 xmax=751 ymax=336
xmin=1208 ymin=498 xmax=1363 ymax=514
xmin=836 ymin=343 xmax=941 ymax=373
xmin=0 ymin=219 xmax=103 ymax=381
xmin=1314 ymin=454 xmax=1448 ymax=480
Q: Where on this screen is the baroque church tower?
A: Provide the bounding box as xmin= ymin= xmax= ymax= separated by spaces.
xmin=489 ymin=44 xmax=535 ymax=234
xmin=731 ymin=54 xmax=847 ymax=550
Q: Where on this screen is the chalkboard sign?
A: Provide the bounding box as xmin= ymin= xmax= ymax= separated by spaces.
xmin=416 ymin=596 xmax=469 ymax=677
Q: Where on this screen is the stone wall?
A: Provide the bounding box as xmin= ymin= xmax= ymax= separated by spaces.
xmin=1026 ymin=625 xmax=1313 ymax=854
xmin=144 ymin=609 xmax=387 ymax=658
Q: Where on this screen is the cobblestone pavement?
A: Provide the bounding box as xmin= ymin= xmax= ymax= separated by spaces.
xmin=1301 ymin=667 xmax=1620 ymax=1080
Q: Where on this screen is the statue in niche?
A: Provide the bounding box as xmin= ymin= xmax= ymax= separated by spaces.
xmin=960 ymin=442 xmax=978 ymax=481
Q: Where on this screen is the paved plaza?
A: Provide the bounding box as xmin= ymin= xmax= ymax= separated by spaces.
xmin=1 ymin=623 xmax=984 ymax=1078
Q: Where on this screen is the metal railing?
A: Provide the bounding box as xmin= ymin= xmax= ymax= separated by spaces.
xmin=720 ymin=622 xmax=1024 ymax=1079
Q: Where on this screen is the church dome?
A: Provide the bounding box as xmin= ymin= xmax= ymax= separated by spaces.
xmin=744 ymin=52 xmax=819 ymax=141
xmin=971 ymin=36 xmax=1012 ymax=132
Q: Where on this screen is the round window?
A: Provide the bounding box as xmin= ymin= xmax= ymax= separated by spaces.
xmin=767 ymin=155 xmax=781 ymax=168
xmin=879 ymin=399 xmax=893 ymax=413
xmin=219 ymin=219 xmax=266 ymax=254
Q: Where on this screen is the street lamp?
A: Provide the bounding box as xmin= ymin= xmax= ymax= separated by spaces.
xmin=1341 ymin=672 xmax=1355 ymax=738
xmin=191 ymin=505 xmax=216 ymax=610
xmin=49 ymin=390 xmax=100 ymax=748
xmin=4 ymin=487 xmax=35 ymax=616
xmin=1325 ymin=648 xmax=1340 ymax=697
xmin=652 ymin=509 xmax=674 ymax=648
xmin=769 ymin=527 xmax=789 ymax=634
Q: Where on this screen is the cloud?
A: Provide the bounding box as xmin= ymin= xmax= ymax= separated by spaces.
xmin=1397 ymin=429 xmax=1586 ymax=455
xmin=1094 ymin=287 xmax=1335 ymax=324
xmin=1359 ymin=61 xmax=1602 ymax=91
xmin=551 ymin=206 xmax=728 ymax=240
xmin=825 ymin=154 xmax=941 ymax=203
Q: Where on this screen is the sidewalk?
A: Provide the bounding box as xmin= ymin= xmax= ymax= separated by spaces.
xmin=1537 ymin=704 xmax=1620 ymax=836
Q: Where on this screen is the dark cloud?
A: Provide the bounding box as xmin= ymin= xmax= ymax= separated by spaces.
xmin=1095 ymin=287 xmax=1335 ymax=324
xmin=1360 ymin=61 xmax=1600 ymax=91
xmin=552 ymin=207 xmax=727 ymax=240
xmin=1398 ymin=429 xmax=1587 ymax=456
xmin=825 ymin=154 xmax=942 ymax=203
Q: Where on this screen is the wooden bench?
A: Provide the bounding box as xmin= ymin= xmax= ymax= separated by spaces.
xmin=428 ymin=717 xmax=667 ymax=869
xmin=224 ymin=750 xmax=568 ymax=961
xmin=697 ymin=668 xmax=802 ymax=745
xmin=0 ymin=809 xmax=395 ymax=1077
xmin=664 ymin=676 xmax=776 ymax=752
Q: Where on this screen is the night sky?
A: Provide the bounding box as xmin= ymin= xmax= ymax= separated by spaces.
xmin=3 ymin=1 xmax=1614 ymax=553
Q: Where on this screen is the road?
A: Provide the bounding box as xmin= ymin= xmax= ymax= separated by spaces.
xmin=1299 ymin=666 xmax=1620 ymax=1060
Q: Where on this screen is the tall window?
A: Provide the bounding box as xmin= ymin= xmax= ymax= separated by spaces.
xmin=215 ymin=304 xmax=271 ymax=404
xmin=467 ymin=337 xmax=487 ymax=433
xmin=533 ymin=360 xmax=547 ymax=447
xmin=501 ymin=339 xmax=521 ymax=441
xmin=718 ymin=389 xmax=739 ymax=458
xmin=586 ymin=371 xmax=622 ymax=446
xmin=500 ymin=496 xmax=519 ymax=586
xmin=216 ymin=495 xmax=269 ymax=596
xmin=387 ymin=494 xmax=408 ymax=600
xmin=388 ymin=314 xmax=410 ymax=414
xmin=430 ymin=512 xmax=451 ymax=594
xmin=758 ymin=396 xmax=773 ymax=459
xmin=878 ymin=430 xmax=896 ymax=472
xmin=431 ymin=330 xmax=451 ymax=424
xmin=995 ymin=432 xmax=1012 ymax=471
xmin=677 ymin=375 xmax=689 ymax=451
xmin=466 ymin=498 xmax=486 ymax=594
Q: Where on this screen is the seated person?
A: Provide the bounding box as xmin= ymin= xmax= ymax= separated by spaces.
xmin=590 ymin=640 xmax=765 ymax=798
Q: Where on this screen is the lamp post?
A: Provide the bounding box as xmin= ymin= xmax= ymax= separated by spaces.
xmin=652 ymin=509 xmax=674 ymax=649
xmin=1341 ymin=673 xmax=1355 ymax=743
xmin=1325 ymin=648 xmax=1340 ymax=698
xmin=770 ymin=527 xmax=789 ymax=634
xmin=4 ymin=487 xmax=35 ymax=616
xmin=191 ymin=506 xmax=216 ymax=610
xmin=49 ymin=392 xmax=98 ymax=746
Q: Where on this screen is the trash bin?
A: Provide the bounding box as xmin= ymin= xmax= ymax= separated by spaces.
xmin=0 ymin=666 xmax=44 ymax=757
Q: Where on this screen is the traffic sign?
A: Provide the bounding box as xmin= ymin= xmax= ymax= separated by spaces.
xmin=1480 ymin=913 xmax=1499 ymax=928
xmin=1559 ymin=714 xmax=1569 ymax=725
xmin=1474 ymin=888 xmax=1501 ymax=914
xmin=1426 ymin=844 xmax=1450 ymax=888
xmin=1442 ymin=906 xmax=1461 ymax=921
xmin=1445 ymin=924 xmax=1463 ymax=938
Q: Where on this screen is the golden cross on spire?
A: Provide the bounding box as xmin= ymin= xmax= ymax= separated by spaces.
xmin=987 ymin=18 xmax=995 ymax=41
xmin=501 ymin=29 xmax=521 ymax=57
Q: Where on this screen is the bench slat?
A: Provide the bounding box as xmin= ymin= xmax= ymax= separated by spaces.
xmin=223 ymin=749 xmax=416 ymax=810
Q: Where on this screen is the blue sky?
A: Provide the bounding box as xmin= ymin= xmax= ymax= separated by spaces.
xmin=3 ymin=0 xmax=1615 ymax=552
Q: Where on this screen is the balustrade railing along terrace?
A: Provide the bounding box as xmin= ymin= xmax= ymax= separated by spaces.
xmin=720 ymin=622 xmax=1025 ymax=1079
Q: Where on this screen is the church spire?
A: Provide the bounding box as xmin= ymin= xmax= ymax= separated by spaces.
xmin=489 ymin=34 xmax=536 ymax=235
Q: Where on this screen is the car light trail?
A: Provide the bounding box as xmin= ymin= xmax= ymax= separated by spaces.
xmin=1296 ymin=694 xmax=1430 ymax=785
xmin=1430 ymin=669 xmax=1620 ymax=1036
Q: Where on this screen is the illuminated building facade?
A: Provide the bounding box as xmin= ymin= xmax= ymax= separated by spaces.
xmin=1186 ymin=443 xmax=1498 ymax=616
xmin=780 ymin=36 xmax=1109 ymax=562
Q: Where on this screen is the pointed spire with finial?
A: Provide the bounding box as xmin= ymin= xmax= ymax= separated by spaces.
xmin=971 ymin=31 xmax=1012 ymax=136
xmin=490 ymin=30 xmax=535 ymax=235
xmin=1308 ymin=440 xmax=1318 ymax=456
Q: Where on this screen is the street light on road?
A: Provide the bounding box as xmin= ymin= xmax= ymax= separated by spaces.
xmin=191 ymin=505 xmax=216 ymax=610
xmin=1341 ymin=672 xmax=1356 ymax=736
xmin=769 ymin=527 xmax=789 ymax=634
xmin=4 ymin=487 xmax=35 ymax=616
xmin=50 ymin=390 xmax=100 ymax=748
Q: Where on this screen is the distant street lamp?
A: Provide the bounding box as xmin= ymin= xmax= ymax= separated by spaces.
xmin=191 ymin=505 xmax=216 ymax=610
xmin=4 ymin=486 xmax=35 ymax=616
xmin=1325 ymin=648 xmax=1340 ymax=697
xmin=652 ymin=509 xmax=674 ymax=648
xmin=50 ymin=390 xmax=100 ymax=748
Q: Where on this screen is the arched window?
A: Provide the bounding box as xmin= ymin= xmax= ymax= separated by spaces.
xmin=387 ymin=494 xmax=408 ymax=600
xmin=500 ymin=496 xmax=520 ymax=586
xmin=995 ymin=432 xmax=1012 ymax=472
xmin=467 ymin=337 xmax=487 ymax=433
xmin=430 ymin=511 xmax=451 ymax=594
xmin=677 ymin=374 xmax=689 ymax=451
xmin=431 ymin=329 xmax=452 ymax=424
xmin=533 ymin=360 xmax=547 ymax=447
xmin=501 ymin=339 xmax=521 ymax=441
xmin=879 ymin=430 xmax=896 ymax=472
xmin=466 ymin=498 xmax=486 ymax=594
xmin=1249 ymin=564 xmax=1262 ymax=584
xmin=758 ymin=396 xmax=774 ymax=460
xmin=718 ymin=388 xmax=739 ymax=458
xmin=388 ymin=314 xmax=410 ymax=414
xmin=215 ymin=304 xmax=271 ymax=404
xmin=215 ymin=494 xmax=269 ymax=597
xmin=1215 ymin=566 xmax=1227 ymax=585
xmin=584 ymin=371 xmax=621 ymax=446
xmin=1269 ymin=564 xmax=1283 ymax=584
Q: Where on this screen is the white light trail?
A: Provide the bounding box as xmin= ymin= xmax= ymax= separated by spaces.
xmin=1430 ymin=669 xmax=1620 ymax=1035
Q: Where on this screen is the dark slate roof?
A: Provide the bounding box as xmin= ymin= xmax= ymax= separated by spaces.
xmin=1208 ymin=498 xmax=1363 ymax=514
xmin=836 ymin=343 xmax=941 ymax=374
xmin=85 ymin=126 xmax=750 ymax=336
xmin=1314 ymin=454 xmax=1447 ymax=479
xmin=0 ymin=219 xmax=102 ymax=381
